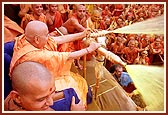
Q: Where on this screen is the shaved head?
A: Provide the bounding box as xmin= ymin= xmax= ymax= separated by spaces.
xmin=11 ymin=61 xmax=54 ymax=95
xmin=76 ymin=4 xmax=85 ymax=10
xmin=25 ymin=21 xmax=48 ymax=38
xmin=25 ymin=21 xmax=49 ymax=49
xmin=91 ymin=10 xmax=101 ymax=22
xmin=92 ymin=10 xmax=101 ymax=16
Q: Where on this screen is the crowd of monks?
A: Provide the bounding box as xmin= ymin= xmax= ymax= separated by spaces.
xmin=4 ymin=4 xmax=164 ymax=68
xmin=3 ymin=3 xmax=164 ymax=111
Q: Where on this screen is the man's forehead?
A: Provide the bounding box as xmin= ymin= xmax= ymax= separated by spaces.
xmin=32 ymin=4 xmax=42 ymax=8
xmin=33 ymin=86 xmax=55 ymax=99
xmin=77 ymin=5 xmax=86 ymax=10
xmin=49 ymin=4 xmax=58 ymax=7
xmin=116 ymin=66 xmax=123 ymax=71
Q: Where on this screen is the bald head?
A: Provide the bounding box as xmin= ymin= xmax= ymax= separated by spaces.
xmin=92 ymin=10 xmax=100 ymax=16
xmin=91 ymin=10 xmax=101 ymax=22
xmin=11 ymin=62 xmax=54 ymax=95
xmin=25 ymin=21 xmax=49 ymax=48
xmin=25 ymin=21 xmax=48 ymax=38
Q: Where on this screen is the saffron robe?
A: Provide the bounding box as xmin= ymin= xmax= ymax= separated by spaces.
xmin=9 ymin=35 xmax=88 ymax=105
xmin=48 ymin=11 xmax=63 ymax=33
xmin=4 ymin=16 xmax=24 ymax=43
xmin=20 ymin=13 xmax=46 ymax=29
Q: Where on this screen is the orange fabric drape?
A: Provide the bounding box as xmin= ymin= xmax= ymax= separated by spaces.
xmin=4 ymin=16 xmax=24 ymax=43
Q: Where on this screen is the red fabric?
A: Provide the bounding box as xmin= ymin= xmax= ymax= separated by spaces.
xmin=123 ymin=83 xmax=136 ymax=93
xmin=49 ymin=11 xmax=63 ymax=32
xmin=122 ymin=47 xmax=139 ymax=64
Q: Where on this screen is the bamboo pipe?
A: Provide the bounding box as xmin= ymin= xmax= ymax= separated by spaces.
xmin=83 ymin=52 xmax=87 ymax=79
xmin=89 ymin=15 xmax=164 ymax=37
xmin=88 ymin=15 xmax=164 ymax=66
xmin=97 ymin=47 xmax=126 ymax=67
xmin=83 ymin=54 xmax=87 ymax=79
xmin=83 ymin=38 xmax=126 ymax=67
xmin=83 ymin=20 xmax=89 ymax=79
xmin=90 ymin=30 xmax=113 ymax=37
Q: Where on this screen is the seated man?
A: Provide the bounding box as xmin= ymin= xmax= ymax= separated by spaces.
xmin=46 ymin=4 xmax=63 ymax=33
xmin=109 ymin=64 xmax=136 ymax=93
xmin=20 ymin=4 xmax=46 ymax=30
xmin=4 ymin=61 xmax=85 ymax=111
xmin=109 ymin=64 xmax=146 ymax=109
xmin=59 ymin=4 xmax=88 ymax=69
xmin=9 ymin=20 xmax=101 ymax=107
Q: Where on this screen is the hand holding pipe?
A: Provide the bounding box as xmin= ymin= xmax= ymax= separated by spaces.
xmin=83 ymin=37 xmax=126 ymax=67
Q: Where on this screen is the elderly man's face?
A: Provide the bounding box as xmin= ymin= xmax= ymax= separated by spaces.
xmin=91 ymin=12 xmax=101 ymax=22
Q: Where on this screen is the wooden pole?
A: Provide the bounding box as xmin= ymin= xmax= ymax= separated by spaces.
xmin=83 ymin=54 xmax=86 ymax=79
xmin=83 ymin=20 xmax=89 ymax=79
xmin=83 ymin=38 xmax=126 ymax=67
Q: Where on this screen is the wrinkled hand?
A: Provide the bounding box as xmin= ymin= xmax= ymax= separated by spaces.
xmin=93 ymin=29 xmax=99 ymax=33
xmin=83 ymin=28 xmax=92 ymax=38
xmin=90 ymin=30 xmax=107 ymax=38
xmin=87 ymin=42 xmax=101 ymax=53
xmin=70 ymin=96 xmax=86 ymax=111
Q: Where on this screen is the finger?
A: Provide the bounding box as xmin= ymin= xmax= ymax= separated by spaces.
xmin=71 ymin=96 xmax=75 ymax=105
xmin=88 ymin=29 xmax=94 ymax=33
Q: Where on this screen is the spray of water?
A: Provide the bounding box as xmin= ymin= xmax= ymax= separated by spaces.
xmin=125 ymin=64 xmax=164 ymax=111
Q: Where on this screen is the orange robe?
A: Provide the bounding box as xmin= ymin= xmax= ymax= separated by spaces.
xmin=20 ymin=13 xmax=46 ymax=29
xmin=102 ymin=9 xmax=111 ymax=19
xmin=87 ymin=17 xmax=106 ymax=61
xmin=4 ymin=16 xmax=24 ymax=43
xmin=87 ymin=17 xmax=106 ymax=30
xmin=121 ymin=47 xmax=139 ymax=64
xmin=62 ymin=13 xmax=86 ymax=51
xmin=149 ymin=42 xmax=164 ymax=64
xmin=48 ymin=11 xmax=63 ymax=33
xmin=9 ymin=35 xmax=88 ymax=105
xmin=112 ymin=4 xmax=124 ymax=17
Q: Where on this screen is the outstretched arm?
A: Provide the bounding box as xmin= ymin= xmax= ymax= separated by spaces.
xmin=68 ymin=42 xmax=101 ymax=60
xmin=71 ymin=17 xmax=86 ymax=32
xmin=52 ymin=28 xmax=91 ymax=45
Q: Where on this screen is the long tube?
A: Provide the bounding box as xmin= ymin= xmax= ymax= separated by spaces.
xmin=83 ymin=38 xmax=126 ymax=67
xmin=97 ymin=47 xmax=126 ymax=67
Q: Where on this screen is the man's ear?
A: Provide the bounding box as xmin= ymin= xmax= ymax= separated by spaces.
xmin=34 ymin=35 xmax=40 ymax=45
xmin=10 ymin=90 xmax=21 ymax=104
xmin=112 ymin=71 xmax=116 ymax=76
